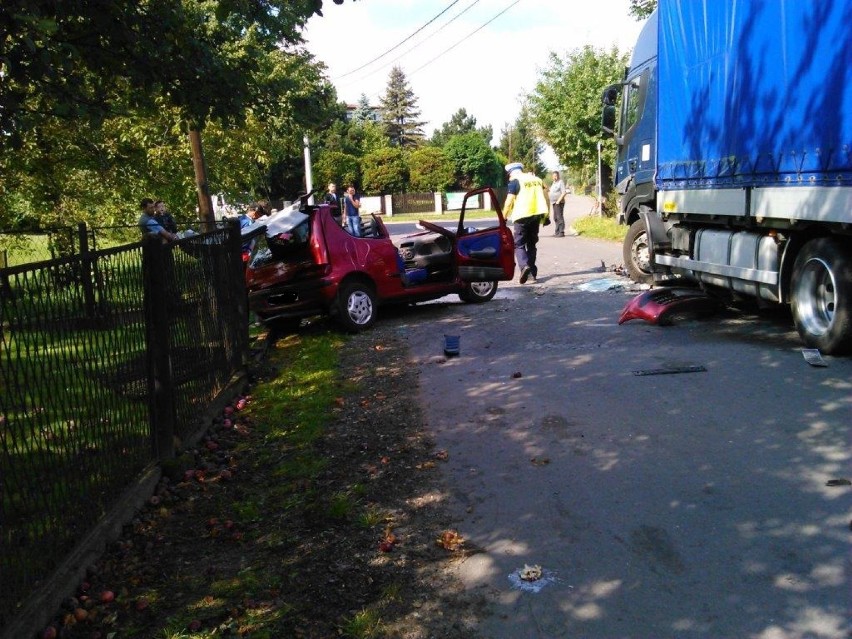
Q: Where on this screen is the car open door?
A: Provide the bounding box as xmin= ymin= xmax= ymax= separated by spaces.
xmin=454 ymin=187 xmax=514 ymax=281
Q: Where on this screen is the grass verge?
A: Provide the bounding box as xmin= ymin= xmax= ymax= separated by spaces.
xmin=572 ymin=215 xmax=627 ymax=241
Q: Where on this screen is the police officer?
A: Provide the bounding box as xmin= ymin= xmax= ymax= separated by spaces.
xmin=503 ymin=162 xmax=549 ymax=283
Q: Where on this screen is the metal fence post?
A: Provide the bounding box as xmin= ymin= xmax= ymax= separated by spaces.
xmin=142 ymin=236 xmax=176 ymax=460
xmin=78 ymin=222 xmax=98 ymax=320
xmin=226 ymin=219 xmax=249 ymax=363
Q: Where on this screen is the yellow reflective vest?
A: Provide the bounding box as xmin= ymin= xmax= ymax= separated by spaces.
xmin=507 ymin=172 xmax=549 ymax=223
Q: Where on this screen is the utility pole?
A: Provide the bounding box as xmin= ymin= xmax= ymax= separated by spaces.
xmin=189 ymin=128 xmax=215 ymax=229
xmin=303 ymin=135 xmax=315 ymax=205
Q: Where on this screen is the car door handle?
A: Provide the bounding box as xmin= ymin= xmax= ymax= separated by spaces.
xmin=469 ymin=247 xmax=497 ymax=259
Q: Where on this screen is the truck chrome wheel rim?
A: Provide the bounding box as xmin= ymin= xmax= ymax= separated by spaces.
xmin=347 ymin=291 xmax=373 ymax=325
xmin=796 ymin=257 xmax=836 ymax=335
xmin=469 ymin=282 xmax=495 ymax=296
xmin=632 ymin=231 xmax=651 ymax=273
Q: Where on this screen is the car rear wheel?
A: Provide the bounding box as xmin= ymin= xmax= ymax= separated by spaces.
xmin=336 ymin=281 xmax=377 ymax=332
xmin=459 ymin=281 xmax=497 ymax=303
xmin=790 ymin=238 xmax=852 ymax=355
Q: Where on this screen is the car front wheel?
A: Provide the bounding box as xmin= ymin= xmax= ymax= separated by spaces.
xmin=336 ymin=281 xmax=377 ymax=332
xmin=459 ymin=281 xmax=497 ymax=303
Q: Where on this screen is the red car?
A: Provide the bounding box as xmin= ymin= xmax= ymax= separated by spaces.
xmin=245 ymin=187 xmax=515 ymax=331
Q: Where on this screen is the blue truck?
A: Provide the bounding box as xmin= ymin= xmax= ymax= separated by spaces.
xmin=601 ymin=0 xmax=852 ymax=354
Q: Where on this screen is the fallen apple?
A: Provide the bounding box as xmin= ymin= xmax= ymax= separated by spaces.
xmin=41 ymin=625 xmax=57 ymax=639
xmin=74 ymin=607 xmax=89 ymax=622
xmin=99 ymin=590 xmax=115 ymax=604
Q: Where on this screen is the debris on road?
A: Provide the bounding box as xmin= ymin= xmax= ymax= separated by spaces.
xmin=578 ymin=278 xmax=630 ymax=292
xmin=619 ymin=287 xmax=722 ymax=325
xmin=511 ymin=371 xmax=523 ymax=378
xmin=633 ymin=365 xmax=707 ymax=376
xmin=519 ymin=564 xmax=543 ymax=581
xmin=444 ymin=334 xmax=460 ymax=357
xmin=826 ymin=478 xmax=851 ymax=487
xmin=802 ymin=349 xmax=828 ymax=367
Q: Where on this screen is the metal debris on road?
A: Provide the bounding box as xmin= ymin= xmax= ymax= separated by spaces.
xmin=826 ymin=478 xmax=851 ymax=487
xmin=633 ymin=365 xmax=707 ymax=376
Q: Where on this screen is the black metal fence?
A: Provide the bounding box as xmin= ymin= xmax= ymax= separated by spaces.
xmin=0 ymin=224 xmax=248 ymax=629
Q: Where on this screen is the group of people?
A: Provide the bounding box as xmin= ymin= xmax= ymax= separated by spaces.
xmin=324 ymin=182 xmax=363 ymax=236
xmin=138 ymin=198 xmax=180 ymax=242
xmin=503 ymin=163 xmax=571 ymax=285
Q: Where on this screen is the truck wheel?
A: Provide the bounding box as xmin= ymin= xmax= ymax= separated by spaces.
xmin=623 ymin=219 xmax=654 ymax=284
xmin=336 ymin=281 xmax=377 ymax=332
xmin=459 ymin=281 xmax=497 ymax=303
xmin=790 ymin=238 xmax=852 ymax=355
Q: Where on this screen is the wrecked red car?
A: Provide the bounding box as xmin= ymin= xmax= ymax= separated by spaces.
xmin=244 ymin=187 xmax=514 ymax=331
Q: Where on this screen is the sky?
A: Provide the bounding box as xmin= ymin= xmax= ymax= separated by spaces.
xmin=303 ymin=0 xmax=646 ymax=166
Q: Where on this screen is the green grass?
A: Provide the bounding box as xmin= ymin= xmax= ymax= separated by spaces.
xmin=572 ymin=215 xmax=628 ymax=241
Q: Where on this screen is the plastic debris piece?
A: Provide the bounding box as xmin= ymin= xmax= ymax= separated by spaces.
xmin=578 ymin=278 xmax=629 ymax=292
xmin=444 ymin=334 xmax=460 ymax=356
xmin=802 ymin=349 xmax=828 ymax=367
xmin=508 ymin=566 xmax=559 ymax=593
xmin=633 ymin=365 xmax=706 ymax=376
xmin=619 ymin=287 xmax=721 ymax=325
xmin=826 ymin=478 xmax=851 ymax=487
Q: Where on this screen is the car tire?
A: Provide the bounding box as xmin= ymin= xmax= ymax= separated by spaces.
xmin=459 ymin=281 xmax=498 ymax=303
xmin=790 ymin=238 xmax=852 ymax=355
xmin=336 ymin=281 xmax=377 ymax=332
xmin=623 ymin=218 xmax=654 ymax=284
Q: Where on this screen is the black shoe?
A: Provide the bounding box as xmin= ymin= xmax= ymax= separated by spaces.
xmin=519 ymin=266 xmax=531 ymax=284
xmin=554 ymin=233 xmax=565 ymax=237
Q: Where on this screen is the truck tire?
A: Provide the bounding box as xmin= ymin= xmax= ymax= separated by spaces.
xmin=458 ymin=281 xmax=497 ymax=303
xmin=336 ymin=281 xmax=377 ymax=332
xmin=623 ymin=218 xmax=654 ymax=284
xmin=790 ymin=238 xmax=852 ymax=355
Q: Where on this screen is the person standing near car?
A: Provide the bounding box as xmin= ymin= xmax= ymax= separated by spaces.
xmin=503 ymin=162 xmax=549 ymax=283
xmin=325 ymin=183 xmax=343 ymax=224
xmin=343 ymin=185 xmax=362 ymax=237
xmin=549 ymin=171 xmax=567 ymax=237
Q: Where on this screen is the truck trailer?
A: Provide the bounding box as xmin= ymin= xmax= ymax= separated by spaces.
xmin=602 ymin=0 xmax=852 ymax=354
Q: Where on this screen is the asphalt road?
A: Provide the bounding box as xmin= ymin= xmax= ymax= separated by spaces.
xmin=380 ymin=196 xmax=852 ymax=639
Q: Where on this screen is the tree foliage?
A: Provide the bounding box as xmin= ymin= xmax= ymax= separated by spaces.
xmin=628 ymin=0 xmax=657 ymax=19
xmin=314 ymin=151 xmax=361 ymax=193
xmin=362 ymin=148 xmax=408 ymax=194
xmin=443 ymin=133 xmax=503 ymax=190
xmin=408 ymin=147 xmax=455 ymax=192
xmin=379 ymin=66 xmax=426 ymax=148
xmin=528 ymin=46 xmax=628 ymax=185
xmin=497 ymin=105 xmax=546 ymax=176
xmin=0 ymin=3 xmax=345 ymax=227
xmin=430 ymin=108 xmax=492 ymax=148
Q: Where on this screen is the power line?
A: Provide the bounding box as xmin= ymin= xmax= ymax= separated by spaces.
xmin=337 ymin=0 xmax=462 ymax=79
xmin=409 ymin=0 xmax=523 ymax=77
xmin=337 ymin=0 xmax=482 ymax=89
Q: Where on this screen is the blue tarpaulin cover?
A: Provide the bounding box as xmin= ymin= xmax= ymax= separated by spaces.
xmin=656 ymin=0 xmax=852 ymax=189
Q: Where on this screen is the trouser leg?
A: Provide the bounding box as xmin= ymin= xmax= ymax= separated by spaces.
xmin=553 ymin=203 xmax=565 ymax=235
xmin=513 ymin=221 xmax=529 ymax=270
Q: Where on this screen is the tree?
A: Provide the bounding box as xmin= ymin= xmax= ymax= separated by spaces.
xmin=443 ymin=133 xmax=503 ymax=190
xmin=498 ymin=105 xmax=546 ymax=176
xmin=0 ymin=1 xmax=350 ymax=225
xmin=408 ymin=147 xmax=455 ymax=192
xmin=362 ymin=148 xmax=408 ymax=194
xmin=528 ymin=46 xmax=627 ymax=186
xmin=351 ymin=94 xmax=376 ymax=124
xmin=379 ymin=67 xmax=426 ymax=148
xmin=430 ymin=108 xmax=492 ymax=147
xmin=628 ymin=0 xmax=657 ymax=19
xmin=315 ymin=151 xmax=361 ymax=193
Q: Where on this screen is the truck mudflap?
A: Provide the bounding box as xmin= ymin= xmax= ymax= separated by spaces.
xmin=618 ymin=287 xmax=722 ymax=326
